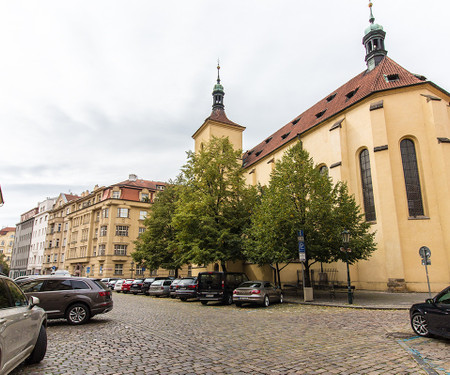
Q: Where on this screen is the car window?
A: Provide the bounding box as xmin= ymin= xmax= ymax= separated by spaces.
xmin=93 ymin=280 xmax=108 ymax=290
xmin=43 ymin=279 xmax=73 ymax=291
xmin=264 ymin=282 xmax=272 ymax=288
xmin=199 ymin=274 xmax=221 ymax=289
xmin=71 ymin=280 xmax=90 ymax=290
xmin=0 ymin=279 xmax=11 ymax=308
xmin=19 ymin=279 xmax=45 ymax=293
xmin=5 ymin=279 xmax=28 ymax=307
xmin=239 ymin=282 xmax=261 ymax=288
xmin=163 ymin=280 xmax=172 ymax=286
xmin=437 ymin=290 xmax=450 ymax=304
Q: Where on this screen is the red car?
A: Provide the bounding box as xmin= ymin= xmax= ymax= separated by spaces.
xmin=121 ymin=279 xmax=134 ymax=293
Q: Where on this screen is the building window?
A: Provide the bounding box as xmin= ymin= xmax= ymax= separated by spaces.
xmin=114 ymin=244 xmax=127 ymax=256
xmin=117 ymin=208 xmax=129 ymax=218
xmin=102 ymin=208 xmax=109 ymax=218
xmin=55 ymin=239 xmax=60 ymax=247
xmin=100 ymin=226 xmax=107 ymax=237
xmin=319 ymin=165 xmax=328 ymax=176
xmin=136 ymin=266 xmax=143 ymax=275
xmin=115 ymin=226 xmax=129 ymax=236
xmin=359 ymin=149 xmax=376 ymax=221
xmin=112 ymin=190 xmax=121 ymax=199
xmin=400 ymin=139 xmax=424 ymax=217
xmin=114 ymin=264 xmax=123 ymax=275
xmin=139 ymin=211 xmax=147 ymax=220
xmin=138 ymin=227 xmax=145 ymax=237
xmin=140 ymin=193 xmax=149 ymax=202
xmin=98 ymin=244 xmax=106 ymax=256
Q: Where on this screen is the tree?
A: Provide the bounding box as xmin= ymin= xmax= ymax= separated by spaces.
xmin=245 ymin=142 xmax=376 ymax=286
xmin=133 ymin=181 xmax=183 ymax=277
xmin=0 ymin=253 xmax=9 ymax=275
xmin=173 ymin=137 xmax=258 ymax=271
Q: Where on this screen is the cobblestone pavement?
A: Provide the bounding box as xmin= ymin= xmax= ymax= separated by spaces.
xmin=11 ymin=293 xmax=450 ymax=375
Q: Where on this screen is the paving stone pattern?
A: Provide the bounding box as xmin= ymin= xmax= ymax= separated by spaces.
xmin=11 ymin=293 xmax=450 ymax=375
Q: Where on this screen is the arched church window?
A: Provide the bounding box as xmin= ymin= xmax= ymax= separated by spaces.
xmin=359 ymin=149 xmax=376 ymax=221
xmin=400 ymin=139 xmax=424 ymax=217
xmin=319 ymin=165 xmax=328 ymax=176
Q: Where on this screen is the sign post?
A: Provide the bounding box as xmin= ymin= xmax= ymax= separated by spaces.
xmin=419 ymin=246 xmax=432 ymax=298
xmin=298 ymin=230 xmax=313 ymax=301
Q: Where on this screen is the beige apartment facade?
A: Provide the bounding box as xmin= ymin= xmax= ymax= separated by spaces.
xmin=192 ymin=8 xmax=450 ymax=292
xmin=0 ymin=227 xmax=15 ymax=271
xmin=43 ymin=175 xmax=166 ymax=278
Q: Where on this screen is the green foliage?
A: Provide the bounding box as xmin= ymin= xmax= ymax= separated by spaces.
xmin=133 ymin=181 xmax=183 ymax=272
xmin=173 ymin=137 xmax=258 ymax=270
xmin=245 ymin=142 xmax=376 ymax=276
xmin=0 ymin=253 xmax=9 ymax=275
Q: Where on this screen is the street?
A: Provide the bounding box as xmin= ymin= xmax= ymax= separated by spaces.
xmin=12 ymin=293 xmax=450 ymax=375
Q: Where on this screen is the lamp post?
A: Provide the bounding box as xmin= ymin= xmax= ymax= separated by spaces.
xmin=130 ymin=261 xmax=135 ymax=279
xmin=340 ymin=230 xmax=353 ymax=304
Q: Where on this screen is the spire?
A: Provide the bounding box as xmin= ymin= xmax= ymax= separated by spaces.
xmin=362 ymin=1 xmax=387 ymax=71
xmin=212 ymin=61 xmax=225 ymax=110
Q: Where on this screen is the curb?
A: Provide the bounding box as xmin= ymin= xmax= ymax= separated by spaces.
xmin=284 ymin=298 xmax=410 ymax=310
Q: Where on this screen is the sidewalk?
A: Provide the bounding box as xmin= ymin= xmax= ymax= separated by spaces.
xmin=284 ymin=288 xmax=432 ymax=310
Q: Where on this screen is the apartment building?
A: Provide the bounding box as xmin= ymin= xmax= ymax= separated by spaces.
xmin=0 ymin=227 xmax=15 ymax=271
xmin=43 ymin=175 xmax=165 ymax=278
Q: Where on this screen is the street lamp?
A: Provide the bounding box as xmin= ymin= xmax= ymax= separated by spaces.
xmin=130 ymin=261 xmax=135 ymax=279
xmin=340 ymin=230 xmax=353 ymax=304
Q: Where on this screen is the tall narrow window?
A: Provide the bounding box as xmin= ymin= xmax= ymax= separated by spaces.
xmin=359 ymin=149 xmax=376 ymax=221
xmin=400 ymin=139 xmax=424 ymax=217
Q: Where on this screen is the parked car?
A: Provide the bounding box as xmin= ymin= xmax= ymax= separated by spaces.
xmin=121 ymin=279 xmax=134 ymax=293
xmin=176 ymin=277 xmax=198 ymax=301
xmin=233 ymin=281 xmax=283 ymax=307
xmin=0 ymin=274 xmax=47 ymax=375
xmin=17 ymin=275 xmax=113 ymax=325
xmin=130 ymin=279 xmax=146 ymax=294
xmin=142 ymin=277 xmax=170 ymax=296
xmin=107 ymin=279 xmax=121 ymax=290
xmin=51 ymin=269 xmax=71 ymax=276
xmin=100 ymin=277 xmax=121 ymax=285
xmin=114 ymin=279 xmax=125 ymax=292
xmin=148 ymin=279 xmax=173 ymax=297
xmin=169 ymin=278 xmax=183 ymax=298
xmin=410 ymin=286 xmax=450 ymax=338
xmin=197 ymin=272 xmax=249 ymax=305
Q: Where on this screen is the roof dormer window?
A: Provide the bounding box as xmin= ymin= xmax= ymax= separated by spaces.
xmin=315 ymin=110 xmax=327 ymax=119
xmin=345 ymin=88 xmax=359 ymax=101
xmin=326 ymin=93 xmax=337 ymax=102
xmin=384 ymin=74 xmax=399 ymax=82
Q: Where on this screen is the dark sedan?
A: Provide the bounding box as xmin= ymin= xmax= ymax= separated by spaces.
xmin=175 ymin=277 xmax=198 ymax=301
xmin=410 ymin=286 xmax=450 ymax=338
xmin=130 ymin=279 xmax=146 ymax=295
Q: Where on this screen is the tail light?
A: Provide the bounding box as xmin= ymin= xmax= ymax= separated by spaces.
xmin=251 ymin=289 xmax=261 ymax=294
xmin=187 ymin=285 xmax=196 ymax=289
xmin=222 ymin=280 xmax=224 ymax=288
xmin=233 ymin=290 xmax=238 ymax=294
xmin=98 ymin=291 xmax=110 ymax=297
xmin=161 ymin=287 xmax=164 ymax=290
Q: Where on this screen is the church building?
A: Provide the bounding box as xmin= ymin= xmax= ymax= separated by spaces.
xmin=193 ymin=3 xmax=450 ymax=292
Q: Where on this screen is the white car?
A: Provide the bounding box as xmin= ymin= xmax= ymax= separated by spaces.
xmin=0 ymin=275 xmax=47 ymax=375
xmin=114 ymin=279 xmax=124 ymax=292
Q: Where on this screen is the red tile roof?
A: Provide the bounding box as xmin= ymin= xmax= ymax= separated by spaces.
xmin=242 ymin=57 xmax=434 ymax=168
xmin=0 ymin=227 xmax=15 ymax=235
xmin=113 ymin=179 xmax=166 ymax=190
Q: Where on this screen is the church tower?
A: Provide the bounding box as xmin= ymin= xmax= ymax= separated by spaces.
xmin=192 ymin=64 xmax=245 ymax=153
xmin=362 ymin=1 xmax=387 ymax=71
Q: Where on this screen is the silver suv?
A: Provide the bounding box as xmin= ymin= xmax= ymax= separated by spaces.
xmin=0 ymin=274 xmax=47 ymax=375
xmin=17 ymin=276 xmax=113 ymax=325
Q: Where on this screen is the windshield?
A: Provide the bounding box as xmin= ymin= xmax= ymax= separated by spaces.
xmin=238 ymin=282 xmax=261 ymax=288
xmin=198 ymin=273 xmax=221 ymax=289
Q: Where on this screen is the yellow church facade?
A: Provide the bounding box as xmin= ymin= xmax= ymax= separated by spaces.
xmin=193 ymin=7 xmax=450 ymax=292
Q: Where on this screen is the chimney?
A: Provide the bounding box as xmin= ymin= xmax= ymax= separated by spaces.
xmin=129 ymin=174 xmax=137 ymax=181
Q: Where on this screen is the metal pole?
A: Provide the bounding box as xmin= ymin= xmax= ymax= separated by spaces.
xmin=424 ymin=262 xmax=432 ymax=299
xmin=346 ymin=252 xmax=353 ymax=304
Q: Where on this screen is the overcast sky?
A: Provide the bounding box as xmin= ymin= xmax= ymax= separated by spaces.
xmin=1 ymin=0 xmax=449 ymax=227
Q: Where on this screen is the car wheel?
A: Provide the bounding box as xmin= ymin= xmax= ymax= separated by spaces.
xmin=26 ymin=325 xmax=47 ymax=364
xmin=132 ymin=292 xmax=137 ymax=295
xmin=263 ymin=295 xmax=270 ymax=307
xmin=235 ymin=302 xmax=242 ymax=307
xmin=180 ymin=297 xmax=187 ymax=301
xmin=411 ymin=312 xmax=430 ymax=337
xmin=225 ymin=294 xmax=233 ymax=305
xmin=66 ymin=303 xmax=90 ymax=325
xmin=279 ymin=293 xmax=284 ymax=304
xmin=201 ymin=301 xmax=208 ymax=305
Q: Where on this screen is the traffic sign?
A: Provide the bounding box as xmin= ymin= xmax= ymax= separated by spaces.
xmin=419 ymin=246 xmax=431 ymax=259
xmin=298 ymin=230 xmax=306 ymax=262
xmin=86 ymin=267 xmax=91 ymax=274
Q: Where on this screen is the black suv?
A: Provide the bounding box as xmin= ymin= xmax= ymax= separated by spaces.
xmin=16 ymin=276 xmax=113 ymax=325
xmin=197 ymin=272 xmax=248 ymax=305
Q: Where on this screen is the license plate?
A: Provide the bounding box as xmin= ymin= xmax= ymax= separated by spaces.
xmin=206 ymin=294 xmax=214 ymax=298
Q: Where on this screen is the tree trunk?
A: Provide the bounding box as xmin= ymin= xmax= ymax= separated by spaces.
xmin=303 ymin=262 xmax=312 ymax=287
xmin=221 ymin=261 xmax=227 ymax=272
xmin=276 ymin=263 xmax=282 ymax=288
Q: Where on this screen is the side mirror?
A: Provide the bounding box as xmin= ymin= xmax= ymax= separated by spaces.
xmin=29 ymin=296 xmax=40 ymax=309
xmin=425 ymin=298 xmax=434 ymax=304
